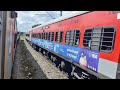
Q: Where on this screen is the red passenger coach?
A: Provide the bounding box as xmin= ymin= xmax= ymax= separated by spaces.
xmin=26 ymin=11 xmax=120 ymax=79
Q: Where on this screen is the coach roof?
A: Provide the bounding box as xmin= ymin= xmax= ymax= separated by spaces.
xmin=32 ymin=11 xmax=91 ymax=30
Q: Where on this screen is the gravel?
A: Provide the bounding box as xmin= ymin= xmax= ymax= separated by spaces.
xmin=12 ymin=36 xmax=68 ymax=79
xmin=12 ymin=36 xmax=47 ymax=79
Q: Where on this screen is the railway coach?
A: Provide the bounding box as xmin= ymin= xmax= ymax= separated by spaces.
xmin=26 ymin=11 xmax=120 ymax=79
xmin=0 ymin=11 xmax=18 ymax=79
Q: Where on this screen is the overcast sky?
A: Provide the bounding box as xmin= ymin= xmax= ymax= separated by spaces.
xmin=17 ymin=11 xmax=73 ymax=32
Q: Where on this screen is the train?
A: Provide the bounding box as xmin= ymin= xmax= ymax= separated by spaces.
xmin=0 ymin=11 xmax=18 ymax=79
xmin=26 ymin=11 xmax=120 ymax=79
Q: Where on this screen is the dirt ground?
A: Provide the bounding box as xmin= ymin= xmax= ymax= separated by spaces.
xmin=12 ymin=37 xmax=48 ymax=79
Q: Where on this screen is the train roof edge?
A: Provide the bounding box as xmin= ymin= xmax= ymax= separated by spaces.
xmin=31 ymin=11 xmax=91 ymax=30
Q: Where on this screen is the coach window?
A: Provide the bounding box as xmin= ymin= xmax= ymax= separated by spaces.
xmin=55 ymin=31 xmax=63 ymax=43
xmin=49 ymin=32 xmax=54 ymax=41
xmin=73 ymin=30 xmax=80 ymax=46
xmin=100 ymin=27 xmax=115 ymax=52
xmin=36 ymin=34 xmax=38 ymax=38
xmin=36 ymin=34 xmax=37 ymax=38
xmin=83 ymin=29 xmax=93 ymax=49
xmin=44 ymin=33 xmax=45 ymax=39
xmin=83 ymin=27 xmax=115 ymax=52
xmin=65 ymin=30 xmax=70 ymax=45
xmin=38 ymin=33 xmax=39 ymax=38
xmin=39 ymin=33 xmax=41 ymax=39
xmin=45 ymin=33 xmax=48 ymax=40
xmin=55 ymin=32 xmax=58 ymax=42
xmin=60 ymin=31 xmax=63 ymax=42
xmin=43 ymin=33 xmax=45 ymax=39
xmin=37 ymin=33 xmax=38 ymax=38
xmin=42 ymin=33 xmax=43 ymax=39
xmin=65 ymin=30 xmax=80 ymax=46
xmin=34 ymin=34 xmax=35 ymax=38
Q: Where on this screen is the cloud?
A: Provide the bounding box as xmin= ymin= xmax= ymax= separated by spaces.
xmin=17 ymin=11 xmax=74 ymax=32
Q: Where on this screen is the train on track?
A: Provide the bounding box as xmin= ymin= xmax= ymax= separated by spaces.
xmin=0 ymin=11 xmax=18 ymax=79
xmin=26 ymin=11 xmax=120 ymax=79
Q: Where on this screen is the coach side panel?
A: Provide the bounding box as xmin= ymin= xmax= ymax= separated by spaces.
xmin=4 ymin=11 xmax=16 ymax=79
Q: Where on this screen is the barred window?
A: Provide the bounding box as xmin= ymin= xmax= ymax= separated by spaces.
xmin=32 ymin=34 xmax=35 ymax=38
xmin=48 ymin=32 xmax=54 ymax=41
xmin=100 ymin=27 xmax=115 ymax=52
xmin=83 ymin=29 xmax=93 ymax=48
xmin=39 ymin=33 xmax=41 ymax=39
xmin=36 ymin=33 xmax=39 ymax=38
xmin=36 ymin=34 xmax=38 ymax=38
xmin=55 ymin=32 xmax=58 ymax=41
xmin=55 ymin=31 xmax=63 ymax=43
xmin=83 ymin=27 xmax=115 ymax=52
xmin=65 ymin=30 xmax=80 ymax=46
xmin=42 ymin=33 xmax=44 ymax=39
xmin=44 ymin=33 xmax=48 ymax=40
xmin=43 ymin=33 xmax=48 ymax=40
xmin=43 ymin=33 xmax=45 ymax=39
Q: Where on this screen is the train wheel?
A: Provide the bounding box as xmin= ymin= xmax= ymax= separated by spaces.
xmin=50 ymin=55 xmax=53 ymax=61
xmin=53 ymin=57 xmax=59 ymax=67
xmin=43 ymin=50 xmax=46 ymax=55
xmin=39 ymin=48 xmax=41 ymax=52
xmin=53 ymin=57 xmax=56 ymax=62
xmin=60 ymin=61 xmax=65 ymax=70
xmin=36 ymin=46 xmax=39 ymax=51
xmin=33 ymin=44 xmax=35 ymax=49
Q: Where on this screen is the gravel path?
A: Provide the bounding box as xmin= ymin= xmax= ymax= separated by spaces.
xmin=12 ymin=37 xmax=47 ymax=79
xmin=12 ymin=36 xmax=68 ymax=79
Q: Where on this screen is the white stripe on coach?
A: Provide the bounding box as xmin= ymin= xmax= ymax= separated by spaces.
xmin=98 ymin=58 xmax=118 ymax=79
